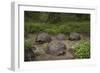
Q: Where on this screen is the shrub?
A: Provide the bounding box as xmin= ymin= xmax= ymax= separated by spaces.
xmin=74 ymin=41 xmax=90 ymax=59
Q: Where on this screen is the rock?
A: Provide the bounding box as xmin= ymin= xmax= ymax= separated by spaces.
xmin=56 ymin=34 xmax=66 ymax=40
xmin=69 ymin=32 xmax=81 ymax=41
xmin=47 ymin=40 xmax=67 ymax=56
xmin=24 ymin=48 xmax=35 ymax=61
xmin=36 ymin=32 xmax=52 ymax=44
xmin=31 ymin=46 xmax=46 ymax=56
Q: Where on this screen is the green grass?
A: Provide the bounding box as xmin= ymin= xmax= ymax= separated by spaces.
xmin=25 ymin=21 xmax=90 ymax=34
xmin=73 ymin=40 xmax=90 ymax=59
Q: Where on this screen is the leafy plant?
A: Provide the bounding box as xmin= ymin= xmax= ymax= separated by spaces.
xmin=74 ymin=41 xmax=90 ymax=59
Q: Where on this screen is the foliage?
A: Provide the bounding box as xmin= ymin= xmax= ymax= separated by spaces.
xmin=25 ymin=21 xmax=90 ymax=34
xmin=24 ymin=11 xmax=90 ymax=23
xmin=73 ymin=41 xmax=90 ymax=59
xmin=24 ymin=11 xmax=90 ymax=34
xmin=24 ymin=40 xmax=33 ymax=49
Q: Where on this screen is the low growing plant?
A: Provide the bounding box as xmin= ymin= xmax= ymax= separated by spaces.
xmin=73 ymin=41 xmax=90 ymax=59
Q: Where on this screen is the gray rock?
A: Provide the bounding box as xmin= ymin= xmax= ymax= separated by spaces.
xmin=56 ymin=34 xmax=66 ymax=40
xmin=47 ymin=40 xmax=66 ymax=56
xmin=36 ymin=32 xmax=51 ymax=44
xmin=31 ymin=45 xmax=46 ymax=56
xmin=69 ymin=32 xmax=81 ymax=41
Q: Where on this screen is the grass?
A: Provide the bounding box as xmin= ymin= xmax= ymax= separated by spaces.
xmin=25 ymin=21 xmax=90 ymax=34
xmin=73 ymin=40 xmax=90 ymax=59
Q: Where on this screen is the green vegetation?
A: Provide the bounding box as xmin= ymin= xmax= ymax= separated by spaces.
xmin=25 ymin=21 xmax=90 ymax=34
xmin=24 ymin=11 xmax=90 ymax=34
xmin=24 ymin=40 xmax=33 ymax=49
xmin=74 ymin=41 xmax=90 ymax=59
xmin=24 ymin=11 xmax=90 ymax=60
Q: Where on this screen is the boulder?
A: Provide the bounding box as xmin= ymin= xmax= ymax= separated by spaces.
xmin=31 ymin=45 xmax=46 ymax=56
xmin=69 ymin=32 xmax=81 ymax=41
xmin=56 ymin=33 xmax=66 ymax=40
xmin=47 ymin=40 xmax=67 ymax=56
xmin=36 ymin=32 xmax=51 ymax=44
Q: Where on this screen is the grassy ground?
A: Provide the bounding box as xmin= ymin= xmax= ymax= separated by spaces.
xmin=25 ymin=21 xmax=90 ymax=34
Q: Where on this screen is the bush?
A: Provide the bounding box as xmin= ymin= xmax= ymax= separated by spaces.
xmin=74 ymin=41 xmax=90 ymax=59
